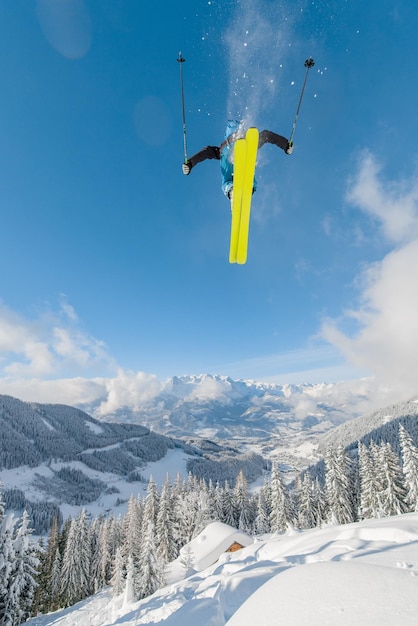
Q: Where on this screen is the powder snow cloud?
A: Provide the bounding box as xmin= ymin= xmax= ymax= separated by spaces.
xmin=224 ymin=0 xmax=291 ymax=123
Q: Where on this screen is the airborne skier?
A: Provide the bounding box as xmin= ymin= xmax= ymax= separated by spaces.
xmin=181 ymin=120 xmax=293 ymax=200
xmin=176 ymin=55 xmax=315 ymax=264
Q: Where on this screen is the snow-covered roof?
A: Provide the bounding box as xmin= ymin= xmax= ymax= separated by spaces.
xmin=180 ymin=521 xmax=253 ymax=571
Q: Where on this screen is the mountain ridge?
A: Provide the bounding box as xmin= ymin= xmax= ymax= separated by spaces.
xmin=83 ymin=373 xmax=369 ymax=467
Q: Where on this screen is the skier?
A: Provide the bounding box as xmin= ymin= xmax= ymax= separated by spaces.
xmin=181 ymin=120 xmax=293 ymax=199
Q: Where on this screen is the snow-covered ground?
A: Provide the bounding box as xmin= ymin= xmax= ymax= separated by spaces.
xmin=26 ymin=512 xmax=418 ymax=626
xmin=0 ymin=446 xmax=192 ymax=522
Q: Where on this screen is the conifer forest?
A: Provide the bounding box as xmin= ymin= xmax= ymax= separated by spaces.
xmin=1 ymin=423 xmax=418 ymax=625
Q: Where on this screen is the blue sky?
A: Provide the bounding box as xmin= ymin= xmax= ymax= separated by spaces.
xmin=1 ymin=0 xmax=418 ymax=409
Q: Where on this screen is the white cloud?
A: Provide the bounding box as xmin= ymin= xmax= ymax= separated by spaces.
xmin=322 ymin=152 xmax=418 ymax=403
xmin=346 ymin=151 xmax=418 ymax=243
xmin=0 ymin=300 xmax=115 ymax=379
xmin=0 ymin=376 xmax=107 ymax=405
xmin=186 ymin=374 xmax=233 ymax=402
xmin=96 ymin=369 xmax=163 ymax=415
xmin=0 ymin=300 xmax=162 ymax=412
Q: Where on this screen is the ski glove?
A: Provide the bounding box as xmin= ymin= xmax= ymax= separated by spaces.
xmin=182 ymin=161 xmax=192 ymax=175
xmin=285 ymin=142 xmax=293 ymax=155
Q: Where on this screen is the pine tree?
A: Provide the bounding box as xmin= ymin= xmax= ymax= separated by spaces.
xmin=296 ymin=472 xmax=317 ymax=529
xmin=399 ymin=424 xmax=418 ymax=511
xmin=193 ymin=485 xmax=214 ymax=536
xmin=0 ymin=486 xmax=16 ymax=626
xmin=123 ymin=555 xmax=135 ymax=604
xmin=234 ymin=470 xmax=253 ymax=532
xmin=110 ymin=547 xmax=125 ymax=597
xmin=145 ymin=477 xmax=160 ymax=527
xmin=253 ymin=482 xmax=270 ymax=534
xmin=6 ymin=510 xmax=39 ymax=625
xmin=313 ymin=477 xmax=327 ymax=527
xmin=219 ymin=481 xmax=236 ymax=527
xmin=325 ymin=445 xmax=355 ymax=525
xmin=35 ymin=517 xmax=61 ymax=613
xmin=156 ymin=476 xmax=177 ymax=563
xmin=206 ymin=479 xmax=218 ymax=521
xmin=122 ymin=495 xmax=142 ymax=562
xmin=213 ymin=482 xmax=225 ymax=522
xmin=172 ymin=473 xmax=212 ymax=547
xmin=60 ymin=510 xmax=91 ymax=606
xmin=358 ymin=442 xmax=381 ymax=519
xmin=269 ymin=463 xmax=293 ymax=533
xmin=136 ymin=485 xmax=163 ymax=600
xmin=98 ymin=513 xmax=119 ymax=588
xmin=89 ymin=516 xmax=105 ymax=593
xmin=49 ymin=547 xmax=62 ymax=611
xmin=377 ymin=442 xmax=408 ymax=516
xmin=173 ymin=490 xmax=199 ymax=545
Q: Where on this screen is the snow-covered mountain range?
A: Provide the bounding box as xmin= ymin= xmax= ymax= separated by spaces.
xmin=2 ymin=374 xmax=418 ymax=533
xmin=83 ymin=373 xmax=375 ymax=468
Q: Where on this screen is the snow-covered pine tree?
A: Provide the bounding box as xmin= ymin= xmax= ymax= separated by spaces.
xmin=58 ymin=516 xmax=72 ymax=558
xmin=33 ymin=514 xmax=59 ymax=614
xmin=123 ymin=554 xmax=135 ymax=604
xmin=213 ymin=482 xmax=225 ymax=523
xmin=269 ymin=462 xmax=293 ymax=533
xmin=110 ymin=546 xmax=125 ymax=597
xmin=313 ymin=477 xmax=327 ymax=527
xmin=122 ymin=495 xmax=142 ymax=569
xmin=173 ymin=488 xmax=200 ymax=545
xmin=156 ymin=475 xmax=177 ymax=564
xmin=0 ymin=484 xmax=17 ymax=626
xmin=145 ymin=476 xmax=160 ymax=527
xmin=358 ymin=441 xmax=382 ymax=519
xmin=193 ymin=481 xmax=214 ymax=536
xmin=399 ymin=424 xmax=418 ymax=511
xmin=377 ymin=442 xmax=408 ymax=516
xmin=98 ymin=513 xmax=120 ymax=588
xmin=325 ymin=445 xmax=355 ymax=525
xmin=172 ymin=473 xmax=212 ymax=546
xmin=60 ymin=510 xmax=91 ymax=606
xmin=49 ymin=547 xmax=62 ymax=611
xmin=6 ymin=510 xmax=39 ymax=625
xmin=253 ymin=480 xmax=271 ymax=534
xmin=234 ymin=470 xmax=253 ymax=532
xmin=44 ymin=514 xmax=61 ymax=604
xmin=296 ymin=472 xmax=317 ymax=530
xmin=88 ymin=516 xmax=105 ymax=593
xmin=136 ymin=485 xmax=163 ymax=600
xmin=207 ymin=479 xmax=218 ymax=521
xmin=219 ymin=481 xmax=236 ymax=527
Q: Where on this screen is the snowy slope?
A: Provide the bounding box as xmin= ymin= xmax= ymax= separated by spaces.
xmin=26 ymin=512 xmax=418 ymax=626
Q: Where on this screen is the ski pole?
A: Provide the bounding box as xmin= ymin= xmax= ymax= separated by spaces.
xmin=177 ymin=52 xmax=188 ymax=163
xmin=289 ymin=57 xmax=315 ymax=145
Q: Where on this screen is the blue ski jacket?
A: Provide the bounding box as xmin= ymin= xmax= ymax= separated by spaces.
xmin=186 ymin=121 xmax=289 ymax=197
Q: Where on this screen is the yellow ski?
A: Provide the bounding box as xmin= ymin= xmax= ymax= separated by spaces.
xmin=229 ymin=128 xmax=259 ymax=264
xmin=229 ymin=138 xmax=246 ymax=263
xmin=237 ymin=128 xmax=259 ymax=264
